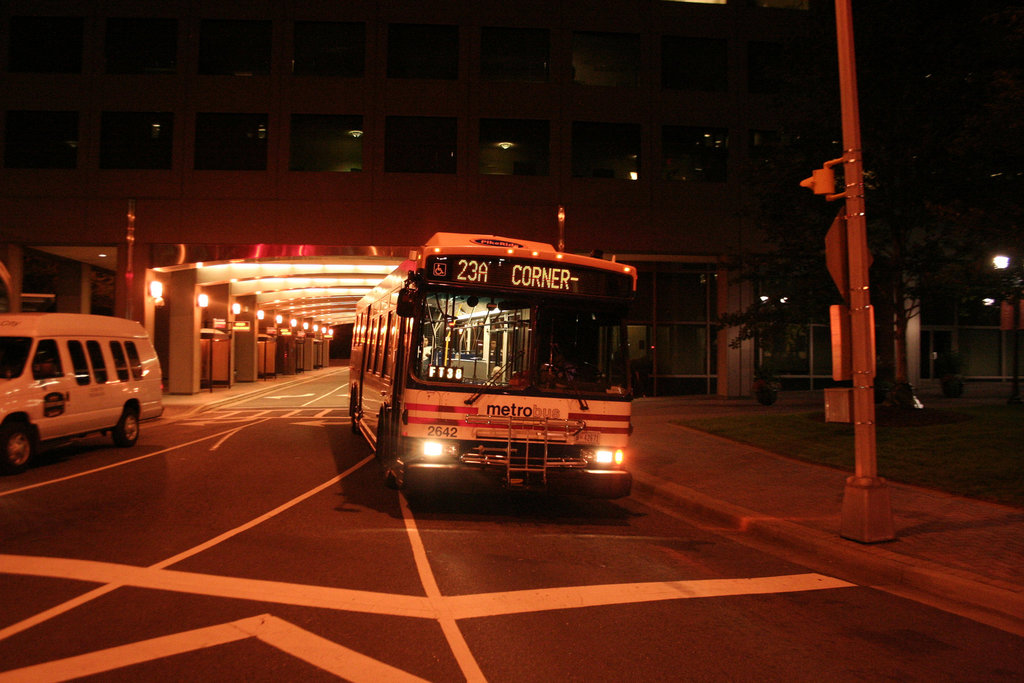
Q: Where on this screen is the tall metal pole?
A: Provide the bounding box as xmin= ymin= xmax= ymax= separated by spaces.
xmin=125 ymin=198 xmax=136 ymax=321
xmin=835 ymin=0 xmax=894 ymax=542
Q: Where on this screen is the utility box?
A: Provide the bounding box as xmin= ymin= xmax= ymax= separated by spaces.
xmin=824 ymin=387 xmax=853 ymax=423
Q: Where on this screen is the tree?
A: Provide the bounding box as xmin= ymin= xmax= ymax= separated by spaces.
xmin=729 ymin=0 xmax=1024 ymax=399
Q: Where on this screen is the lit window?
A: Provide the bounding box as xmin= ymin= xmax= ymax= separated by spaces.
xmin=479 ymin=119 xmax=549 ymax=176
xmin=289 ymin=115 xmax=363 ymax=172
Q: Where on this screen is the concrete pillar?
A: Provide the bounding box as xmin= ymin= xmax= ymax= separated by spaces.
xmin=234 ymin=294 xmax=259 ymax=382
xmin=167 ymin=268 xmax=201 ymax=394
xmin=302 ymin=319 xmax=315 ymax=371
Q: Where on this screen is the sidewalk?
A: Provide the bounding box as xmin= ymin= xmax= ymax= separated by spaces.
xmin=629 ymin=389 xmax=1024 ymax=636
xmin=158 ymin=373 xmax=1024 ymax=635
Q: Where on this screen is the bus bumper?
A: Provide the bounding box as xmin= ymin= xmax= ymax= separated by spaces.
xmin=401 ymin=461 xmax=632 ymax=499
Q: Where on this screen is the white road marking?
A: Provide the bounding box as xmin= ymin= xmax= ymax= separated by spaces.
xmin=0 ymin=614 xmax=428 ymax=683
xmin=0 ymin=455 xmax=375 ymax=642
xmin=265 ymin=393 xmax=316 ymax=400
xmin=443 ymin=573 xmax=855 ymax=620
xmin=0 ymin=552 xmax=853 ymax=682
xmin=0 ymin=554 xmax=435 ymax=619
xmin=400 ymin=494 xmax=488 ymax=682
xmin=291 ymin=420 xmax=349 ymax=427
xmin=208 ymin=417 xmax=272 ymax=451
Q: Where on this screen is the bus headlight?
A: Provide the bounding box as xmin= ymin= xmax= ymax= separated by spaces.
xmin=422 ymin=440 xmax=458 ymax=458
xmin=587 ymin=448 xmax=625 ymax=467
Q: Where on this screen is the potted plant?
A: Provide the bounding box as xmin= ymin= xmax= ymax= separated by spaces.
xmin=752 ymin=364 xmax=780 ymax=406
xmin=934 ymin=351 xmax=965 ymax=398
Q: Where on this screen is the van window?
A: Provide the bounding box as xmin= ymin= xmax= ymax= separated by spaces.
xmin=125 ymin=341 xmax=144 ymax=379
xmin=31 ymin=339 xmax=64 ymax=380
xmin=86 ymin=340 xmax=108 ymax=383
xmin=109 ymin=341 xmax=129 ymax=381
xmin=67 ymin=340 xmax=91 ymax=385
xmin=0 ymin=337 xmax=32 ymax=379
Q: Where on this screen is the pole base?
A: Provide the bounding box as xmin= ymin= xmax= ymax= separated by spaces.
xmin=840 ymin=475 xmax=895 ymax=543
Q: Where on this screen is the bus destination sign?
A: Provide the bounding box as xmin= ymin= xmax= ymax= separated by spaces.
xmin=424 ymin=255 xmax=633 ymax=298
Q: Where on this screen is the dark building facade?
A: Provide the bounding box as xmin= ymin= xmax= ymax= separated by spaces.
xmin=6 ymin=0 xmax=1007 ymax=396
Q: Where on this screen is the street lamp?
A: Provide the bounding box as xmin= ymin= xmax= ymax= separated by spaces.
xmin=993 ymin=254 xmax=1022 ymax=405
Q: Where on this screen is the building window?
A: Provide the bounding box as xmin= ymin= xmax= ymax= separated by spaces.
xmin=3 ymin=111 xmax=79 ymax=169
xmin=480 ymin=27 xmax=549 ymax=82
xmin=293 ymin=22 xmax=365 ymax=77
xmin=755 ymin=0 xmax=809 ymax=9
xmin=662 ymin=36 xmax=728 ymax=91
xmin=198 ymin=20 xmax=272 ymax=75
xmin=662 ymin=126 xmax=728 ymax=182
xmin=194 ymin=114 xmax=268 ymax=170
xmin=8 ymin=16 xmax=83 ymax=73
xmin=387 ymin=24 xmax=458 ymax=80
xmin=385 ymin=117 xmax=457 ymax=173
xmin=289 ymin=115 xmax=363 ymax=172
xmin=100 ymin=112 xmax=174 ymax=169
xmin=572 ymin=32 xmax=640 ymax=87
xmin=748 ymin=41 xmax=783 ymax=94
xmin=572 ymin=122 xmax=641 ymax=180
xmin=104 ymin=18 xmax=178 ymax=74
xmin=479 ymin=119 xmax=549 ymax=176
xmin=479 ymin=118 xmax=552 ymax=176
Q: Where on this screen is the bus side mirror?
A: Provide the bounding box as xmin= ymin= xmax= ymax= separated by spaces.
xmin=397 ymin=288 xmax=417 ymax=317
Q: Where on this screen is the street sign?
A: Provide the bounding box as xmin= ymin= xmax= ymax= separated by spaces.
xmin=825 ymin=212 xmax=848 ymax=300
xmin=830 ymin=304 xmax=852 ymax=381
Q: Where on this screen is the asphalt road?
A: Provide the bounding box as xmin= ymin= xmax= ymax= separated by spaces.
xmin=1 ymin=368 xmax=1021 ymax=681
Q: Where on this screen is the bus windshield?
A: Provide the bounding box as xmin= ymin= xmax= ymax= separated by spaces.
xmin=413 ymin=290 xmax=629 ymax=396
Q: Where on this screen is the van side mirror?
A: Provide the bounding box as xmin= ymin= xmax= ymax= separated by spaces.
xmin=396 ymin=288 xmax=417 ymax=318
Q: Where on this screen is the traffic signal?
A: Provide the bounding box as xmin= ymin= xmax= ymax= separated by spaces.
xmin=800 ymin=167 xmax=835 ymax=195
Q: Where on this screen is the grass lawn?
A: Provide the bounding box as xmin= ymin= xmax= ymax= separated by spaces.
xmin=675 ymin=405 xmax=1024 ymax=508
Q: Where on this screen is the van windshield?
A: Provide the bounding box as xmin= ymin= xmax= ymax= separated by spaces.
xmin=0 ymin=337 xmax=33 ymax=379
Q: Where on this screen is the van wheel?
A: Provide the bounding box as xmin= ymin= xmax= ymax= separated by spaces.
xmin=1 ymin=422 xmax=34 ymax=474
xmin=112 ymin=407 xmax=140 ymax=447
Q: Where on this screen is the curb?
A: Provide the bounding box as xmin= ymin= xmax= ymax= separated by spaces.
xmin=631 ymin=471 xmax=1024 ymax=636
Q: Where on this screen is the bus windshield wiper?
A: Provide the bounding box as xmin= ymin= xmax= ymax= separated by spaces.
xmin=464 ymin=350 xmax=527 ymax=405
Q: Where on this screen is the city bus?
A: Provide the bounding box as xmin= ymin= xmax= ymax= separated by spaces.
xmin=349 ymin=232 xmax=636 ymax=498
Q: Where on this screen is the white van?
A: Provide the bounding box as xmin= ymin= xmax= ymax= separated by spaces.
xmin=0 ymin=313 xmax=163 ymax=473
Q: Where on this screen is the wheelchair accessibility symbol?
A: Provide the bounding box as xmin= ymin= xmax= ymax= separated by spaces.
xmin=432 ymin=262 xmax=447 ymax=277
